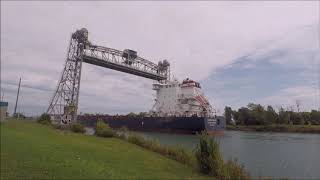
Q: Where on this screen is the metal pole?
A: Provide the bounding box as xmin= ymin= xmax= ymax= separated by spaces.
xmin=13 ymin=77 xmax=21 ymax=116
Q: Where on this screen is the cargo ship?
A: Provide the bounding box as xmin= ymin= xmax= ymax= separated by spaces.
xmin=79 ymin=78 xmax=225 ymax=134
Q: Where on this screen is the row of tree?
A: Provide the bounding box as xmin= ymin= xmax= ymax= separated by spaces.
xmin=224 ymin=103 xmax=320 ymax=126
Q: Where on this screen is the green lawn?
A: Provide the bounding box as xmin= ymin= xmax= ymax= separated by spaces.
xmin=1 ymin=120 xmax=209 ymax=179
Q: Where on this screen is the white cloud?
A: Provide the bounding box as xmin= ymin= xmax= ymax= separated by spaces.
xmin=203 ymin=23 xmax=319 ymax=112
xmin=259 ymin=86 xmax=318 ymax=111
xmin=1 ymin=1 xmax=318 ymax=115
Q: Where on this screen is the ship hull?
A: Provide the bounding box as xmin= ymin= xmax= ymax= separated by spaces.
xmin=78 ymin=115 xmax=225 ymax=134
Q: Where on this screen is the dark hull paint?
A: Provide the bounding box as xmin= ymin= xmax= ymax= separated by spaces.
xmin=78 ymin=115 xmax=226 ymax=134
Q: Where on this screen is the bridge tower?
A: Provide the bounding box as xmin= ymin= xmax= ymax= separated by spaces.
xmin=47 ymin=28 xmax=169 ymax=125
xmin=47 ymin=28 xmax=89 ymax=124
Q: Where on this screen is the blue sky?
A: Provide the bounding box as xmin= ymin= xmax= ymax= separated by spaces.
xmin=1 ymin=1 xmax=319 ymax=116
xmin=202 ymin=25 xmax=319 ymax=112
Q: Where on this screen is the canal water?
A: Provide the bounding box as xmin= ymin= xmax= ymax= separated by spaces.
xmin=139 ymin=131 xmax=320 ymax=179
xmin=86 ymin=127 xmax=319 ymax=179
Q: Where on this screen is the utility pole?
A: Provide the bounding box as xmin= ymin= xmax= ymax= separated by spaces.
xmin=318 ymin=0 xmax=320 ymax=111
xmin=13 ymin=77 xmax=21 ymax=117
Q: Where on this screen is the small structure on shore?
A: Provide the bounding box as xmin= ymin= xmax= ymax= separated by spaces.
xmin=0 ymin=101 xmax=8 ymax=122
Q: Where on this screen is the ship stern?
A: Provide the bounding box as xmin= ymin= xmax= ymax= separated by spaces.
xmin=204 ymin=116 xmax=226 ymax=135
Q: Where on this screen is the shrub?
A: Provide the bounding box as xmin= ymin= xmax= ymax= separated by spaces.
xmin=127 ymin=133 xmax=146 ymax=146
xmin=166 ymin=146 xmax=192 ymax=165
xmin=119 ymin=126 xmax=128 ymax=132
xmin=37 ymin=113 xmax=51 ymax=125
xmin=222 ymin=158 xmax=250 ymax=180
xmin=194 ymin=131 xmax=250 ymax=179
xmin=117 ymin=132 xmax=127 ymax=140
xmin=194 ymin=131 xmax=224 ymax=176
xmin=146 ymin=139 xmax=162 ymax=152
xmin=117 ymin=126 xmax=129 ymax=139
xmin=71 ymin=123 xmax=85 ymax=133
xmin=95 ymin=120 xmax=115 ymax=137
xmin=125 ymin=133 xmax=192 ymax=165
xmin=52 ymin=124 xmax=63 ymax=129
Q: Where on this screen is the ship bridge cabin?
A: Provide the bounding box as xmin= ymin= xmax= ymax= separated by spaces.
xmin=181 ymin=78 xmax=201 ymax=88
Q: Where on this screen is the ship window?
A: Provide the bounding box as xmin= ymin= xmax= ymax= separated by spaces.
xmin=217 ymin=119 xmax=220 ymax=125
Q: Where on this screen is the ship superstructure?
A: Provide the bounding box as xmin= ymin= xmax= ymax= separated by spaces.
xmin=151 ymin=78 xmax=214 ymax=118
xmin=79 ymin=78 xmax=225 ymax=134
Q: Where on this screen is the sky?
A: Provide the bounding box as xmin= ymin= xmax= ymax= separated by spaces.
xmin=1 ymin=1 xmax=319 ymax=116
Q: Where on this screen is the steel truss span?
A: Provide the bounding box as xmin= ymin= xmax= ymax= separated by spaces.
xmin=47 ymin=28 xmax=169 ymax=124
xmin=83 ymin=46 xmax=167 ymax=81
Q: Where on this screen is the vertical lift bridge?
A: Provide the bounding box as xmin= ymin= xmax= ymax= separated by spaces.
xmin=47 ymin=28 xmax=170 ymax=124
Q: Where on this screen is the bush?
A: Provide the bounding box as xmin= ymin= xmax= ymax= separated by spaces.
xmin=119 ymin=126 xmax=128 ymax=132
xmin=222 ymin=158 xmax=250 ymax=180
xmin=52 ymin=124 xmax=63 ymax=129
xmin=116 ymin=132 xmax=127 ymax=140
xmin=194 ymin=131 xmax=250 ymax=179
xmin=166 ymin=146 xmax=191 ymax=165
xmin=95 ymin=120 xmax=115 ymax=137
xmin=117 ymin=126 xmax=129 ymax=139
xmin=126 ymin=133 xmax=192 ymax=165
xmin=37 ymin=113 xmax=51 ymax=125
xmin=71 ymin=123 xmax=85 ymax=133
xmin=127 ymin=133 xmax=146 ymax=146
xmin=145 ymin=139 xmax=162 ymax=152
xmin=194 ymin=131 xmax=224 ymax=176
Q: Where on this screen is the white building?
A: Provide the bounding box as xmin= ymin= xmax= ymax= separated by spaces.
xmin=0 ymin=101 xmax=8 ymax=122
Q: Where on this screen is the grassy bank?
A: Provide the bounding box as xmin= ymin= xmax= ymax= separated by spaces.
xmin=1 ymin=120 xmax=209 ymax=179
xmin=227 ymin=124 xmax=320 ymax=133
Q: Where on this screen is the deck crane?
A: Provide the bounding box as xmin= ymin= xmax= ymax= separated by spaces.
xmin=47 ymin=28 xmax=170 ymax=124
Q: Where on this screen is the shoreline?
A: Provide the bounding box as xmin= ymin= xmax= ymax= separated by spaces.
xmin=227 ymin=125 xmax=320 ymax=134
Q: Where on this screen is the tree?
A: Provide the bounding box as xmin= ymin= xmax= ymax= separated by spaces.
xmin=138 ymin=112 xmax=148 ymax=117
xmin=13 ymin=112 xmax=26 ymax=119
xmin=278 ymin=107 xmax=290 ymax=124
xmin=265 ymin=105 xmax=278 ymax=125
xmin=310 ymin=110 xmax=320 ymax=125
xmin=224 ymin=106 xmax=232 ymax=125
xmin=237 ymin=107 xmax=250 ymax=125
xmin=247 ymin=103 xmax=265 ymax=125
xmin=127 ymin=112 xmax=137 ymax=117
xmin=231 ymin=111 xmax=239 ymax=124
xmin=289 ymin=111 xmax=304 ymax=125
xmin=37 ymin=113 xmax=51 ymax=125
xmin=301 ymin=112 xmax=311 ymax=125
